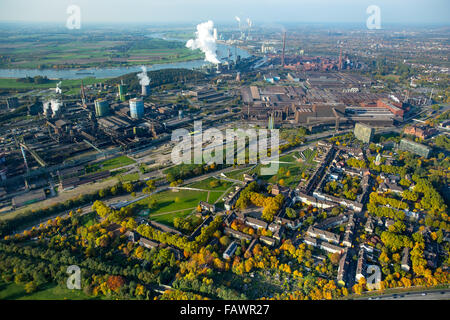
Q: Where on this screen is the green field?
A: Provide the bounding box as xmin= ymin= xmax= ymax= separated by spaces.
xmin=136 ymin=189 xmax=208 ymax=216
xmin=224 ymin=168 xmax=252 ymax=181
xmin=0 ymin=35 xmax=203 ymax=69
xmin=207 ymin=191 xmax=226 ymax=204
xmin=118 ymin=172 xmax=140 ymax=183
xmin=0 ymin=77 xmax=106 ymax=90
xmin=150 ymin=209 xmax=193 ymax=227
xmin=0 ymin=282 xmax=100 ymax=300
xmin=249 ymin=151 xmax=316 ymax=188
xmin=86 ymin=156 xmax=136 ymax=174
xmin=187 ymin=177 xmax=234 ymax=191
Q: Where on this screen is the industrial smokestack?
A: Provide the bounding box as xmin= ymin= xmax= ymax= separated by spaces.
xmin=142 ymin=85 xmax=150 ymax=96
xmin=281 ymin=32 xmax=286 ymax=67
xmin=137 ymin=66 xmax=151 ymax=96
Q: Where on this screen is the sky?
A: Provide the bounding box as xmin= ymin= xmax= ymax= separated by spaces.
xmin=0 ymin=0 xmax=448 ymax=26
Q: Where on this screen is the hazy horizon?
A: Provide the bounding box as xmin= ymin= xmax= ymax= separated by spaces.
xmin=0 ymin=0 xmax=449 ymax=26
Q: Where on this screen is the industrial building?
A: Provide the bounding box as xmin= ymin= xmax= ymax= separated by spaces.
xmin=118 ymin=84 xmax=127 ymax=102
xmin=129 ymin=98 xmax=145 ymax=119
xmin=240 ymin=80 xmax=401 ymax=131
xmin=95 ymin=99 xmax=110 ymax=117
xmin=12 ymin=189 xmax=46 ymax=209
xmin=6 ymin=97 xmax=19 ymax=109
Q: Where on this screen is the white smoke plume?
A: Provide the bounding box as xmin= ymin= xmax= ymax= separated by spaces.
xmin=235 ymin=16 xmax=241 ymax=30
xmin=137 ymin=66 xmax=150 ymax=86
xmin=50 ymin=99 xmax=61 ymax=114
xmin=186 ymin=21 xmax=220 ymax=65
xmin=43 ymin=101 xmax=51 ymax=115
xmin=55 ymin=81 xmax=62 ymax=94
xmin=247 ymin=18 xmax=252 ymax=28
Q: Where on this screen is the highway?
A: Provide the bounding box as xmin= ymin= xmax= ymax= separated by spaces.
xmin=359 ymin=288 xmax=450 ymax=300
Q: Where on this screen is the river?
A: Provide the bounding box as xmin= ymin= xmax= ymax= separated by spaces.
xmin=0 ymin=34 xmax=251 ymax=80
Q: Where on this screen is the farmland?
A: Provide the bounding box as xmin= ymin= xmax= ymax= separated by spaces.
xmin=0 ymin=30 xmax=203 ymax=70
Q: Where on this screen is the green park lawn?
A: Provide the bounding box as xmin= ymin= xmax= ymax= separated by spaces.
xmin=249 ymin=152 xmax=316 ymax=188
xmin=150 ymin=209 xmax=194 ymax=227
xmin=137 ymin=189 xmax=208 ymax=216
xmin=0 ymin=282 xmax=100 ymax=300
xmin=187 ymin=177 xmax=234 ymax=191
xmin=207 ymin=191 xmax=226 ymax=204
xmin=224 ymin=168 xmax=252 ymax=181
xmin=86 ymin=156 xmax=136 ymax=174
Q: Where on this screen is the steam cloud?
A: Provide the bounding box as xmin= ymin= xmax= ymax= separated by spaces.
xmin=137 ymin=66 xmax=150 ymax=86
xmin=51 ymin=99 xmax=61 ymax=113
xmin=235 ymin=16 xmax=241 ymax=30
xmin=186 ymin=20 xmax=220 ymax=65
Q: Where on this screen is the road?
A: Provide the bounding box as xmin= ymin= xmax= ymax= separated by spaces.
xmin=9 ymin=126 xmax=389 ymax=235
xmin=13 ymin=164 xmax=252 ymax=235
xmin=359 ymin=288 xmax=450 ymax=300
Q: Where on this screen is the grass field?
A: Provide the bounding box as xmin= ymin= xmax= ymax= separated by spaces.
xmin=86 ymin=156 xmax=136 ymax=174
xmin=0 ymin=282 xmax=100 ymax=300
xmin=224 ymin=168 xmax=252 ymax=181
xmin=0 ymin=77 xmax=106 ymax=90
xmin=150 ymin=209 xmax=193 ymax=226
xmin=207 ymin=191 xmax=226 ymax=204
xmin=136 ymin=189 xmax=208 ymax=216
xmin=118 ymin=172 xmax=140 ymax=183
xmin=79 ymin=211 xmax=97 ymax=227
xmin=249 ymin=151 xmax=316 ymax=188
xmin=187 ymin=177 xmax=234 ymax=191
xmin=0 ymin=35 xmax=203 ymax=69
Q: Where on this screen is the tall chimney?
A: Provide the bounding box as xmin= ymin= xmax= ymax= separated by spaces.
xmin=281 ymin=32 xmax=286 ymax=67
xmin=142 ymin=85 xmax=150 ymax=96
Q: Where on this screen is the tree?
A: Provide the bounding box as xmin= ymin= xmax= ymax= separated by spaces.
xmin=146 ymin=179 xmax=156 ymax=191
xmin=209 ymin=180 xmax=219 ymax=188
xmin=25 ymin=281 xmax=37 ymax=293
xmin=219 ymin=236 xmax=231 ymax=247
xmin=107 ymin=275 xmax=125 ymax=293
xmin=148 ymin=199 xmax=157 ymax=210
xmin=285 ymin=207 xmax=298 ymax=219
xmin=330 ymin=252 xmax=341 ymax=265
xmin=123 ymin=182 xmax=134 ymax=193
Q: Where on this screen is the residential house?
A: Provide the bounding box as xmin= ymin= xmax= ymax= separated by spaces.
xmin=401 ymin=247 xmax=410 ymax=272
xmin=260 ymin=236 xmax=276 ymax=247
xmin=307 ymin=226 xmax=340 ymax=245
xmin=139 ymin=237 xmax=160 ymax=250
xmin=199 ymin=201 xmax=216 ymax=213
xmin=223 ymin=241 xmax=238 ymax=259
